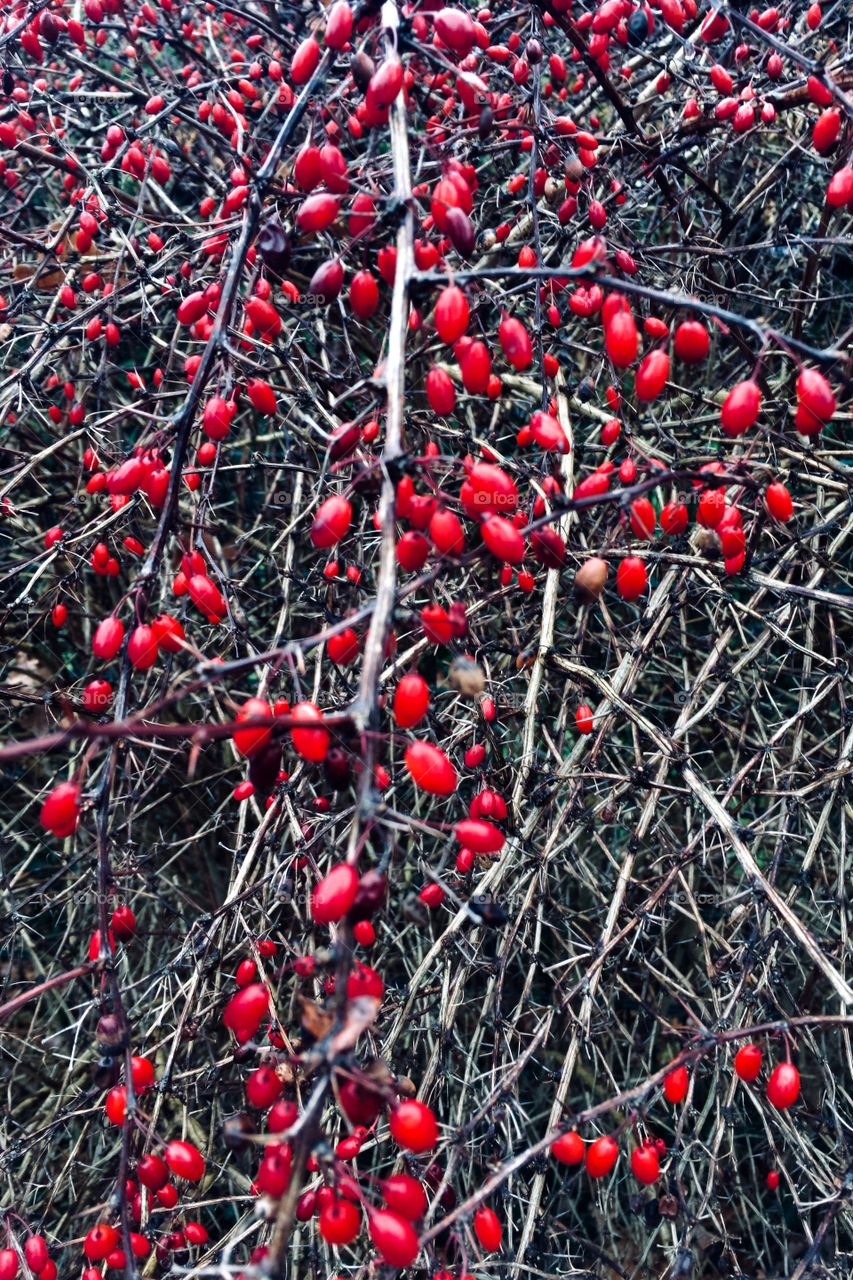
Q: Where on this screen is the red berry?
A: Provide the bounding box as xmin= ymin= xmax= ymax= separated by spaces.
xmin=310 ymin=863 xmax=358 ymax=924
xmin=311 ymin=495 xmax=352 ymax=547
xmin=40 ymin=781 xmax=80 ymax=837
xmin=498 ymin=314 xmax=533 ymax=370
xmin=631 ymin=1143 xmax=660 ymax=1184
xmin=349 ymin=270 xmax=379 ymax=320
xmin=629 ymin=497 xmax=656 ymax=540
xmin=127 ymin=624 xmax=159 ymax=670
xmin=318 ymin=1199 xmax=360 ymax=1246
xmin=111 ymin=905 xmax=136 ymax=941
xmin=93 ymin=616 xmax=125 ymax=660
xmin=368 ymin=1209 xmax=419 ymax=1267
xmin=551 ymin=1131 xmax=584 ymax=1164
xmin=234 ymin=697 xmax=272 ymax=758
xmin=473 ymin=1206 xmax=502 ymax=1252
xmin=585 ymin=1135 xmax=619 ymax=1178
xmin=720 ymin=380 xmax=761 ymax=437
xmin=84 ymin=1226 xmax=119 ymax=1262
xmin=575 ymin=704 xmax=594 ymax=735
xmin=605 ymin=310 xmax=638 ymax=368
xmin=697 ymin=489 xmax=726 ymax=528
xmin=404 ymin=741 xmax=457 ymax=795
xmin=24 ymin=1241 xmax=48 ymax=1274
xmin=766 ymin=1062 xmax=800 ymax=1109
xmin=222 ymin=983 xmax=269 ymax=1036
xmin=616 ymin=556 xmax=647 ymax=601
xmin=393 ymin=673 xmax=430 ymax=727
xmin=663 ymin=1064 xmax=688 ymax=1103
xmin=381 ymin=1174 xmax=428 ymax=1220
xmin=765 ymin=482 xmax=793 ymax=523
xmin=481 ymin=514 xmax=525 ymax=563
xmin=164 ymin=1139 xmax=205 ymax=1182
xmin=246 ymin=1066 xmax=282 ymax=1109
xmin=796 ymin=368 xmax=836 ymax=422
xmin=734 ymin=1043 xmax=763 ymax=1082
xmin=389 ymin=1099 xmax=438 ymax=1152
xmin=137 ymin=1154 xmax=169 ymax=1190
xmin=434 ymin=285 xmax=469 ymax=344
xmin=634 ymin=349 xmax=669 ymax=402
xmin=290 ymin=702 xmax=329 ymax=762
xmin=660 ymin=501 xmax=688 ymax=537
xmin=673 ymin=320 xmax=709 ymax=363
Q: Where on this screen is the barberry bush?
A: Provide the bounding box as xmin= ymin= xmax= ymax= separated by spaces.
xmin=1 ymin=0 xmax=852 ymax=1273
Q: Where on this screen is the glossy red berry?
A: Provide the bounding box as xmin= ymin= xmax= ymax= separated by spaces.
xmin=498 ymin=314 xmax=533 ymax=370
xmin=634 ymin=349 xmax=669 ymax=402
xmin=796 ymin=368 xmax=836 ymax=422
xmin=290 ymin=702 xmax=330 ymax=762
xmin=765 ymin=482 xmax=793 ymax=522
xmin=697 ymin=488 xmax=726 ymax=528
xmin=234 ymin=698 xmax=272 ymax=758
xmin=246 ymin=1066 xmax=282 ymax=1109
xmin=404 ymin=741 xmax=457 ymax=795
xmin=720 ymin=380 xmax=761 ymax=437
xmin=605 ymin=310 xmax=638 ymax=368
xmin=660 ymin=501 xmax=688 ymax=537
xmin=222 ymin=982 xmax=269 ymax=1035
xmin=164 ymin=1139 xmax=205 ymax=1182
xmin=434 ymin=285 xmax=469 ymax=344
xmin=629 ymin=497 xmax=656 ymax=540
xmin=575 ymin=704 xmax=594 ymax=735
xmin=127 ymin=625 xmax=159 ymax=670
xmin=318 ymin=1199 xmax=360 ymax=1246
xmin=137 ymin=1154 xmax=169 ymax=1190
xmin=311 ymin=495 xmax=352 ymax=547
xmin=111 ymin=905 xmax=136 ymax=941
xmin=310 ymin=863 xmax=358 ymax=924
xmin=481 ymin=514 xmax=525 ymax=563
xmin=473 ymin=1206 xmax=502 ymax=1252
xmin=93 ymin=616 xmax=125 ymax=660
xmin=766 ymin=1062 xmax=800 ymax=1110
xmin=40 ymin=781 xmax=80 ymax=837
xmin=631 ymin=1143 xmax=660 ymax=1184
xmin=389 ymin=1099 xmax=438 ymax=1152
xmin=663 ymin=1064 xmax=688 ymax=1103
xmin=84 ymin=1228 xmax=119 ymax=1265
xmin=673 ymin=320 xmax=709 ymax=363
xmin=616 ymin=556 xmax=647 ymax=601
xmin=734 ymin=1043 xmax=763 ymax=1082
xmin=368 ymin=1209 xmax=419 ymax=1267
xmin=394 ymin=673 xmax=430 ymax=727
xmin=551 ymin=1131 xmax=584 ymax=1164
xmin=585 ymin=1135 xmax=619 ymax=1178
xmin=381 ymin=1174 xmax=428 ymax=1220
xmin=23 ymin=1240 xmax=48 ymax=1274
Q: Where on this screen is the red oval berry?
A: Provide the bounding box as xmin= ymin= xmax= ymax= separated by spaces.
xmin=404 ymin=741 xmax=457 ymax=795
xmin=551 ymin=1131 xmax=584 ymax=1164
xmin=389 ymin=1099 xmax=438 ymax=1152
xmin=766 ymin=1062 xmax=800 ymax=1109
xmin=734 ymin=1043 xmax=763 ymax=1082
xmin=311 ymin=863 xmax=358 ymax=925
xmin=585 ymin=1135 xmax=619 ymax=1178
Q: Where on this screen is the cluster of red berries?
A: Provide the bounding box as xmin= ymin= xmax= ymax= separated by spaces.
xmin=550 ymin=1045 xmax=800 ymax=1189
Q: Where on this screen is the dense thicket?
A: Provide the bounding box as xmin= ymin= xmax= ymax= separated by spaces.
xmin=1 ymin=0 xmax=852 ymax=1275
